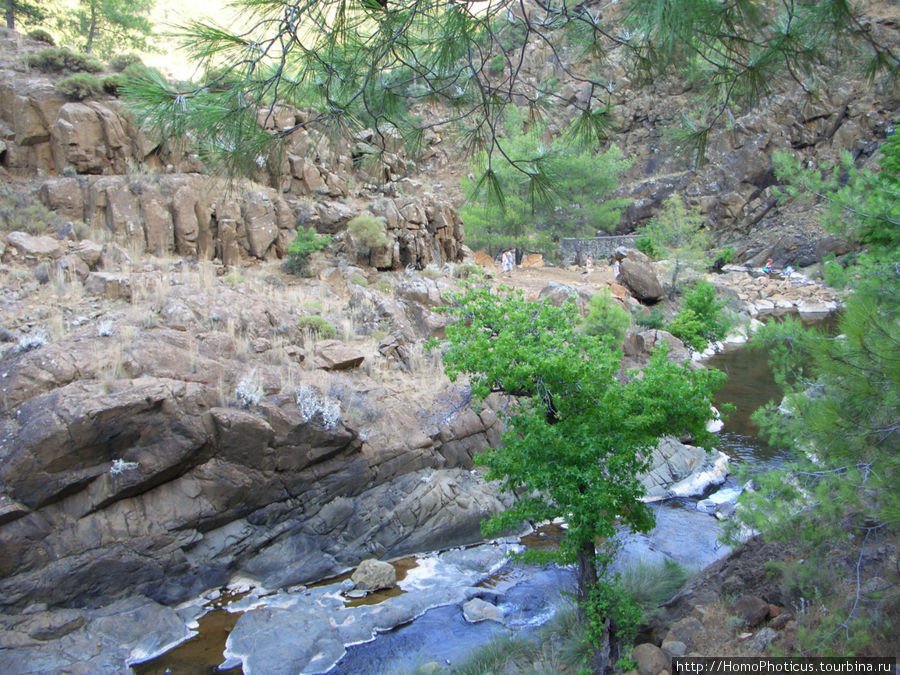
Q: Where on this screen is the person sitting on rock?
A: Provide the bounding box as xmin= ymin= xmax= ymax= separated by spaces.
xmin=762 ymin=258 xmax=774 ymax=276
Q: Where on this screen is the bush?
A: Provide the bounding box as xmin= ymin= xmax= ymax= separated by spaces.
xmin=347 ymin=214 xmax=387 ymax=250
xmin=57 ymin=74 xmax=103 ymax=100
xmin=582 ymin=288 xmax=631 ymax=345
xmin=297 ymin=315 xmax=336 ymax=339
xmin=286 ymin=227 xmax=331 ymax=275
xmin=27 ymin=29 xmax=55 ymax=45
xmin=107 ymin=52 xmax=143 ymax=72
xmin=822 ymin=253 xmax=851 ymax=288
xmin=101 ymin=74 xmax=124 ymax=95
xmin=667 ymin=280 xmax=728 ymax=351
xmin=666 ymin=307 xmax=708 ymax=351
xmin=633 ymin=307 xmax=665 ymax=330
xmin=635 ymin=234 xmax=663 ymax=259
xmin=27 ymin=48 xmax=103 ymax=73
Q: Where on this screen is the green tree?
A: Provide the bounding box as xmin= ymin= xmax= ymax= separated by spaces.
xmin=435 ymin=286 xmax=725 ymax=672
xmin=123 ymin=0 xmax=898 ymax=181
xmin=730 ymin=128 xmax=900 ymax=654
xmin=285 ymin=226 xmax=331 ymax=276
xmin=637 ymin=193 xmax=709 ymax=298
xmin=4 ymin=0 xmax=45 ymax=31
xmin=54 ymin=0 xmax=155 ymax=58
xmin=460 ymin=109 xmax=631 ymax=255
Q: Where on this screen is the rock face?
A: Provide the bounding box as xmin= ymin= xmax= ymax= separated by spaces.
xmin=641 ymin=436 xmax=729 ymax=502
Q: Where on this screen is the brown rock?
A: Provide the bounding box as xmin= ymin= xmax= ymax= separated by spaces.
xmin=242 ymin=191 xmax=279 ymax=258
xmin=51 ymin=102 xmax=106 ymax=174
xmin=5 ymin=232 xmax=63 ymax=261
xmin=733 ymin=595 xmax=770 ymax=627
xmin=39 ymin=178 xmax=84 ymax=222
xmin=473 ymin=250 xmax=495 ymax=268
xmin=632 ymin=643 xmax=669 ymax=675
xmin=317 ymin=340 xmax=365 ymax=370
xmin=619 ymin=258 xmax=665 ymax=302
xmin=139 ymin=184 xmax=174 ymax=255
xmin=84 ymin=272 xmax=132 ymax=301
xmin=520 ymin=253 xmax=544 ymax=267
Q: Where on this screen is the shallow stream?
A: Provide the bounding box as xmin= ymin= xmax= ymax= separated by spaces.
xmin=134 ymin=331 xmax=797 ymax=675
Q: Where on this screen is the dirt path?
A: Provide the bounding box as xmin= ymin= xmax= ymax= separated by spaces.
xmin=484 ymin=261 xmax=619 ymax=298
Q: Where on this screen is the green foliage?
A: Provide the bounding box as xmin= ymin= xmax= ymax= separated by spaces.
xmin=347 ymin=214 xmax=387 ymax=250
xmin=51 ymin=0 xmax=155 ymax=58
xmin=434 ymin=286 xmax=725 ymax=668
xmin=666 ymin=307 xmax=707 ymax=351
xmin=633 ymin=308 xmax=665 ymax=330
xmin=718 ymin=247 xmax=736 ymax=265
xmin=27 ymin=29 xmax=55 ymax=45
xmin=57 ymin=73 xmax=103 ymax=100
xmin=732 ymin=128 xmax=900 ymax=656
xmin=460 ymin=109 xmax=631 ymax=255
xmin=583 ymin=579 xmax=642 ymax=660
xmin=635 ymin=235 xmax=664 ymax=260
xmin=285 ymin=227 xmax=331 ymax=276
xmin=638 ymin=194 xmax=709 ymax=297
xmin=582 ymin=289 xmax=631 ymax=347
xmin=822 ymin=254 xmax=851 ymax=288
xmin=668 ymin=279 xmax=729 ymax=350
xmin=27 ymin=47 xmax=103 ymax=73
xmin=773 ymin=129 xmax=900 ymax=257
xmin=296 ymin=315 xmax=337 ymax=339
xmin=101 ymin=74 xmax=124 ymax=96
xmin=107 ymin=52 xmax=143 ymax=72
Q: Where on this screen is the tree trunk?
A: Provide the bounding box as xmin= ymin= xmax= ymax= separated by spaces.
xmin=576 ymin=539 xmax=612 ymax=675
xmin=669 ymin=259 xmax=680 ymax=300
xmin=85 ymin=0 xmax=97 ymax=53
xmin=6 ymin=1 xmax=14 ymax=30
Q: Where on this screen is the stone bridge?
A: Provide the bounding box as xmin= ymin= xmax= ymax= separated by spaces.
xmin=558 ymin=235 xmax=639 ymax=265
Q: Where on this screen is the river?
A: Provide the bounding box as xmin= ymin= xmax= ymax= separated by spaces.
xmin=134 ymin=335 xmax=793 ymax=675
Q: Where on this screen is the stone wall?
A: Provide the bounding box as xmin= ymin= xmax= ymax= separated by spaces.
xmin=558 ymin=235 xmax=639 ymax=265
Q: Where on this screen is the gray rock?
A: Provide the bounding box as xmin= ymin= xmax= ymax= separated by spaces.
xmin=462 ymin=598 xmax=504 ymax=623
xmin=351 ymin=559 xmax=397 ymax=592
xmin=663 ymin=616 xmax=707 ymax=650
xmin=751 ymin=626 xmax=779 ymax=652
xmin=661 ymin=640 xmax=687 ymax=658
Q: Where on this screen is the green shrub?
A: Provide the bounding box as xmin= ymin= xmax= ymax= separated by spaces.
xmin=635 ymin=234 xmax=663 ymax=259
xmin=718 ymin=247 xmax=735 ymax=265
xmin=57 ymin=74 xmax=103 ymax=100
xmin=101 ymin=74 xmax=124 ymax=95
xmin=297 ymin=315 xmax=336 ymax=339
xmin=489 ymin=54 xmax=506 ymax=75
xmin=107 ymin=52 xmax=143 ymax=72
xmin=349 ymin=274 xmax=369 ymax=287
xmin=286 ymin=227 xmax=331 ymax=276
xmin=667 ymin=307 xmax=708 ymax=351
xmin=27 ymin=29 xmax=55 ymax=45
xmin=682 ymin=279 xmax=729 ymax=339
xmin=822 ymin=253 xmax=851 ymax=288
xmin=347 ymin=214 xmax=387 ymax=250
xmin=27 ymin=48 xmax=103 ymax=73
xmin=633 ymin=307 xmax=665 ymax=330
xmin=582 ymin=288 xmax=631 ymax=345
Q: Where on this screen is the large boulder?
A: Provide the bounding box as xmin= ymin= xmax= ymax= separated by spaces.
xmin=619 ymin=258 xmax=665 ymax=302
xmin=4 ymin=232 xmax=63 ymax=261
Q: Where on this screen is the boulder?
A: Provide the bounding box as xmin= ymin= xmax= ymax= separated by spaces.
xmin=5 ymin=232 xmax=63 ymax=261
xmin=316 ymin=340 xmax=365 ymax=370
xmin=663 ymin=616 xmax=707 ymax=651
xmin=537 ymin=281 xmax=593 ymax=312
xmin=733 ymin=595 xmax=770 ymax=627
xmin=619 ymin=258 xmax=664 ymax=302
xmin=473 ymin=250 xmax=495 ymax=268
xmin=632 ymin=643 xmax=669 ymax=675
xmin=614 ymin=246 xmax=650 ymax=264
xmin=520 ymin=253 xmax=543 ymax=267
xmin=84 ymin=272 xmax=132 ymax=301
xmin=39 ymin=178 xmax=84 ymax=222
xmin=462 ymin=598 xmax=504 ymax=623
xmin=350 ymin=559 xmax=397 ymax=591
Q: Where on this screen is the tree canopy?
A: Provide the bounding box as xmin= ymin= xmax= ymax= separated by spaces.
xmin=123 ymin=0 xmax=899 ymax=186
xmin=435 ymin=285 xmax=725 ymax=670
